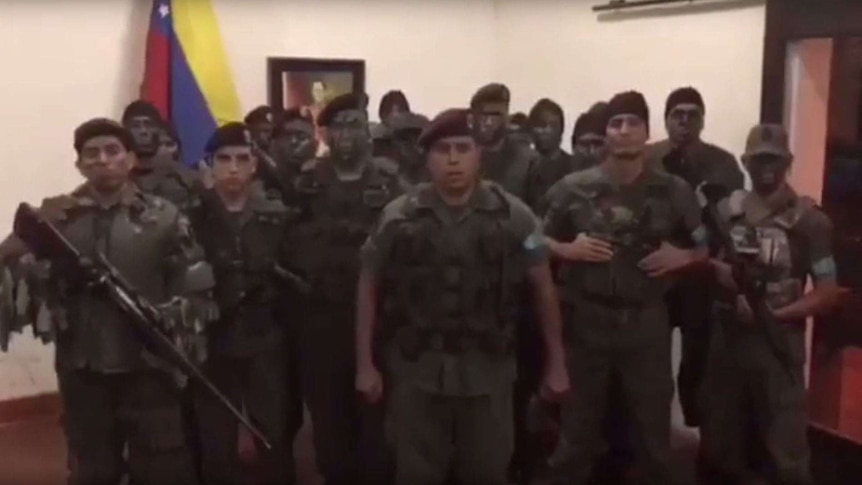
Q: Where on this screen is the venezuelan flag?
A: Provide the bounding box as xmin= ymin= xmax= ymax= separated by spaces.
xmin=142 ymin=0 xmax=241 ymax=167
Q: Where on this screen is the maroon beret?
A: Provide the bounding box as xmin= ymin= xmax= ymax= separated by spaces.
xmin=417 ymin=108 xmax=473 ymax=150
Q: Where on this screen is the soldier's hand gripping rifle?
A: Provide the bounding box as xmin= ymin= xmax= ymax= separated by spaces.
xmin=12 ymin=203 xmax=273 ymax=449
xmin=699 ymin=185 xmax=798 ymax=383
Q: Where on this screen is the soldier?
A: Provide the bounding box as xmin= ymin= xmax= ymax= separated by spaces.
xmin=699 ymin=124 xmax=843 ymax=485
xmin=267 ymin=107 xmax=319 ymax=198
xmin=470 ymin=83 xmax=538 ymax=202
xmin=157 ymin=122 xmax=181 ymax=162
xmin=245 ymin=105 xmax=275 ymax=154
xmin=387 ymin=111 xmax=430 ymax=190
xmin=648 ymin=87 xmax=746 ymax=429
xmin=188 ymin=123 xmax=300 ymax=485
xmin=528 ymin=98 xmax=575 ymax=214
xmin=508 ymin=112 xmax=533 ymax=150
xmin=543 ymin=91 xmax=708 ymax=485
xmin=0 ymin=118 xmax=214 ymax=484
xmin=570 ymin=105 xmax=608 ymax=173
xmin=122 ymin=100 xmax=201 ymax=210
xmin=290 ymin=92 xmax=401 ymax=485
xmin=378 ymin=89 xmax=411 ymax=126
xmin=355 ymin=108 xmax=570 ymax=485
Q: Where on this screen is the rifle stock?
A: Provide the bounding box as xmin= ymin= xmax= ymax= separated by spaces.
xmin=12 ymin=203 xmax=273 ymax=449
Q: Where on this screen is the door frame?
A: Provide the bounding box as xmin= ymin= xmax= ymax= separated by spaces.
xmin=761 ymin=0 xmax=862 ymax=123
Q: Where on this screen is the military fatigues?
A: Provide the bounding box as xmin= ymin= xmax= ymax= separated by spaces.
xmin=289 ymin=156 xmax=400 ymax=484
xmin=648 ymin=139 xmax=745 ymax=427
xmin=699 ymin=187 xmax=834 ymax=485
xmin=528 ymin=149 xmax=575 ymax=216
xmin=362 ymin=181 xmax=547 ymax=485
xmin=481 ymin=137 xmax=538 ymax=203
xmin=544 ymin=166 xmax=706 ymax=485
xmin=187 ymin=187 xmax=300 ymax=485
xmin=33 ymin=184 xmax=208 ymax=485
xmin=132 ymin=155 xmax=203 ymax=211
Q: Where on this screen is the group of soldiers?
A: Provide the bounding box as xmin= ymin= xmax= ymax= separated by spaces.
xmin=0 ymin=81 xmax=845 ymax=485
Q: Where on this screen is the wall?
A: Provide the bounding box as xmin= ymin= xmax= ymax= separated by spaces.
xmin=496 ymin=0 xmax=766 ymax=157
xmin=0 ymin=0 xmax=767 ymax=400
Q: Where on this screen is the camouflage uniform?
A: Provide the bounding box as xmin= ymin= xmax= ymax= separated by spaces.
xmin=290 ymin=156 xmax=401 ymax=484
xmin=31 ymin=184 xmax=211 ymax=485
xmin=699 ymin=185 xmax=834 ymax=485
xmin=362 ymin=181 xmax=547 ymax=485
xmin=187 ymin=187 xmax=301 ymax=485
xmin=543 ymin=166 xmax=706 ymax=485
xmin=131 ymin=155 xmax=202 ymax=212
xmin=481 ymin=136 xmax=539 ymax=204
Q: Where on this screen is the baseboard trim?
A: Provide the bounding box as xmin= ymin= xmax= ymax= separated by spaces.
xmin=0 ymin=393 xmax=62 ymax=426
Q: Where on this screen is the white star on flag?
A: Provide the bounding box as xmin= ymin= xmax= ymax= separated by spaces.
xmin=159 ymin=3 xmax=170 ymax=18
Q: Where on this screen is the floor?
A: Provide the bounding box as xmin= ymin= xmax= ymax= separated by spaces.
xmin=0 ymin=411 xmax=699 ymax=485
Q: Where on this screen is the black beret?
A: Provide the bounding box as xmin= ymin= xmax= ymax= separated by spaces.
xmin=470 ymin=83 xmax=510 ymax=109
xmin=317 ymin=93 xmax=369 ymax=127
xmin=378 ymin=90 xmax=411 ymax=119
xmin=244 ymin=105 xmax=273 ymax=125
xmin=572 ymin=111 xmax=608 ymax=140
xmin=606 ymin=91 xmax=650 ymax=134
xmin=204 ymin=122 xmax=252 ymax=156
xmin=388 ymin=112 xmax=430 ymax=134
xmin=665 ymin=87 xmax=705 ymax=117
xmin=528 ymin=98 xmax=565 ymax=128
xmin=121 ymin=100 xmax=162 ymax=124
xmin=417 ymin=108 xmax=472 ymax=150
xmin=509 ymin=112 xmax=528 ymax=129
xmin=588 ymin=101 xmax=609 ymax=115
xmin=74 ymin=118 xmax=134 ymax=154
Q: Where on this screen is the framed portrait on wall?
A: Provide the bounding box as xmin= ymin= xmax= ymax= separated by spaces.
xmin=267 ymin=57 xmax=366 ymax=156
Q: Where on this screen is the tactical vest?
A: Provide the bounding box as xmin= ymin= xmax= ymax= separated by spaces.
xmin=380 ymin=186 xmax=523 ymax=360
xmin=293 ymin=158 xmax=397 ymax=304
xmin=557 ymin=176 xmax=676 ymax=305
xmin=45 ymin=189 xmax=187 ymax=372
xmin=189 ymin=191 xmax=291 ymax=312
xmin=722 ymin=190 xmax=813 ymax=309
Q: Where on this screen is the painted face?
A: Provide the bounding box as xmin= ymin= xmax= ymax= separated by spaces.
xmin=273 ymin=119 xmax=317 ymax=166
xmin=126 ymin=115 xmax=159 ymax=156
xmin=472 ymin=102 xmax=508 ymax=146
xmin=392 ymin=128 xmax=423 ymax=170
xmin=745 ymin=153 xmax=790 ymax=194
xmin=326 ymin=109 xmax=370 ymax=167
xmin=605 ymin=114 xmax=648 ymax=160
xmin=76 ymin=135 xmax=134 ymax=192
xmin=210 ymin=145 xmax=257 ymax=195
xmin=665 ymin=103 xmax=704 ymax=147
xmin=531 ymin=111 xmax=563 ymax=154
xmin=250 ymin=120 xmax=274 ymax=150
xmin=157 ymin=129 xmax=179 ymax=161
xmin=427 ymin=135 xmax=480 ymax=194
xmin=573 ymin=133 xmax=605 ymax=159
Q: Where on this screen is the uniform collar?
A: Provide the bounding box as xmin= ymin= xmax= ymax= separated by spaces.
xmin=71 ymin=182 xmax=142 ymax=208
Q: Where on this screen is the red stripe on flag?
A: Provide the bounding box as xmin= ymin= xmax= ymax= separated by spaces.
xmin=142 ymin=21 xmax=170 ymax=120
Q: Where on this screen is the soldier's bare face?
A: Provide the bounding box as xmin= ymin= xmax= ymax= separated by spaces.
xmin=327 ymin=109 xmax=370 ymax=165
xmin=212 ymin=146 xmax=257 ymax=194
xmin=157 ymin=129 xmax=179 ymax=159
xmin=606 ymin=114 xmax=648 ymax=161
xmin=666 ymin=103 xmax=704 ymax=146
xmin=532 ymin=111 xmax=563 ymax=154
xmin=473 ymin=103 xmax=508 ymax=146
xmin=77 ymin=136 xmax=133 ymax=192
xmin=428 ymin=136 xmax=480 ymax=194
xmin=127 ymin=115 xmax=159 ymax=155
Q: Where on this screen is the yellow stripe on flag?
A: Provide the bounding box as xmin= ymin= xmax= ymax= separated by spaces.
xmin=171 ymin=0 xmax=241 ymax=125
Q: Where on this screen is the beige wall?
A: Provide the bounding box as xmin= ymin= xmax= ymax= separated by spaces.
xmin=0 ymin=0 xmax=767 ymax=400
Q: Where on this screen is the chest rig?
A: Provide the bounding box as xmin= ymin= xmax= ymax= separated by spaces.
xmin=558 ymin=174 xmax=676 ymax=305
xmin=189 ymin=191 xmax=290 ymax=311
xmin=724 ymin=190 xmax=814 ymax=309
xmin=381 ymin=186 xmax=523 ymax=360
xmin=293 ymin=159 xmax=394 ymax=303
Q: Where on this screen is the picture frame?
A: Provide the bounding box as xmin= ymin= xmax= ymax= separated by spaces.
xmin=267 ymin=57 xmax=366 ymax=113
